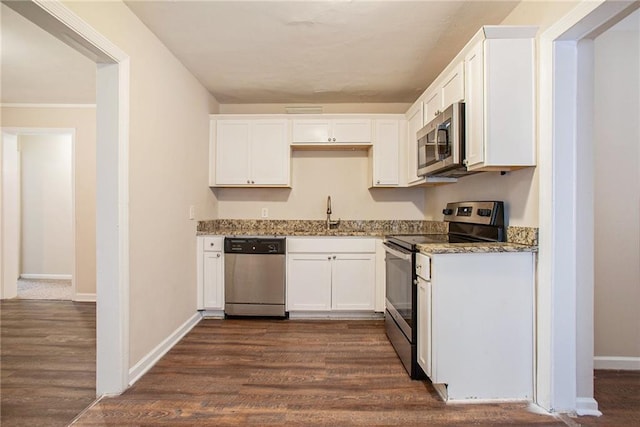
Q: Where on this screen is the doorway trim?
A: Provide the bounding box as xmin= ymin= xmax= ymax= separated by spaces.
xmin=537 ymin=0 xmax=638 ymax=415
xmin=7 ymin=0 xmax=132 ymax=395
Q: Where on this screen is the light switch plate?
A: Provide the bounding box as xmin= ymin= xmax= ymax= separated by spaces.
xmin=261 ymin=208 xmax=268 ymax=218
xmin=189 ymin=205 xmax=195 ymax=220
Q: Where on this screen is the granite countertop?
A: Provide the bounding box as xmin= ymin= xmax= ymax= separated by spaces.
xmin=197 ymin=219 xmax=539 ymax=248
xmin=417 ymin=241 xmax=538 ymax=255
xmin=197 ymin=219 xmax=447 ymax=238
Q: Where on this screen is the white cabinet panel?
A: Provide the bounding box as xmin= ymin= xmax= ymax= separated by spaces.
xmin=372 ymin=119 xmax=400 ymax=186
xmin=203 ymin=251 xmax=224 ymax=309
xmin=423 ymin=89 xmax=441 ymax=124
xmin=417 ymin=276 xmax=432 ymax=378
xmin=215 ymin=120 xmax=251 ymax=185
xmin=406 ymin=103 xmax=424 ymax=186
xmin=332 ymin=119 xmax=372 ymax=143
xmin=250 ymin=120 xmax=290 ymax=185
xmin=464 ymin=41 xmax=485 ymax=168
xmin=331 ymin=254 xmax=375 ymax=310
xmin=287 ymin=254 xmax=332 ymax=311
xmin=291 ymin=120 xmax=331 ymax=143
xmin=441 ymin=62 xmax=465 ymax=110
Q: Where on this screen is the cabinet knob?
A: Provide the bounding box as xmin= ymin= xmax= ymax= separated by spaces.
xmin=327 ymin=256 xmax=331 ymax=260
xmin=216 ymin=253 xmax=221 ymax=258
xmin=376 ymin=180 xmax=380 ymax=184
xmin=328 ymin=137 xmax=332 ymax=142
xmin=210 ymin=242 xmax=215 ymax=247
xmin=247 ymin=180 xmax=250 ymax=184
xmin=332 ymin=137 xmax=336 ymax=142
xmin=333 ymin=255 xmax=336 ymax=260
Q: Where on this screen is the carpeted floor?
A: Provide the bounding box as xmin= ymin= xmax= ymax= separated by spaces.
xmin=17 ymin=278 xmax=72 ymax=300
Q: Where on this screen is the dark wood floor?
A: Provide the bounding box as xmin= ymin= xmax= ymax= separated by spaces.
xmin=74 ymin=319 xmax=568 ymax=426
xmin=2 ymin=303 xmax=637 ymax=427
xmin=0 ymin=300 xmax=96 ymax=427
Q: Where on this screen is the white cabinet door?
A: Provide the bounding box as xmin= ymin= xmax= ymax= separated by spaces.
xmin=250 ymin=120 xmax=289 ymax=185
xmin=203 ymin=251 xmax=224 ymax=309
xmin=423 ymin=89 xmax=441 ymax=124
xmin=406 ymin=103 xmax=424 ymax=186
xmin=292 ymin=119 xmax=372 ymax=144
xmin=372 ymin=119 xmax=400 ymax=186
xmin=291 ymin=119 xmax=331 ymax=143
xmin=287 ymin=254 xmax=332 ymax=311
xmin=331 ymin=119 xmax=372 ymax=143
xmin=441 ymin=62 xmax=465 ymax=109
xmin=464 ymin=41 xmax=485 ymax=169
xmin=215 ymin=120 xmax=251 ymax=185
xmin=417 ymin=276 xmax=432 ymax=378
xmin=331 ymin=254 xmax=375 ymax=311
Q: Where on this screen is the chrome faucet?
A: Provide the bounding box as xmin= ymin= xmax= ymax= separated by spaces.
xmin=326 ymin=196 xmax=340 ymax=230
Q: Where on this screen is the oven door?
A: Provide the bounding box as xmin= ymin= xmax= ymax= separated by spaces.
xmin=383 ymin=242 xmax=414 ymax=341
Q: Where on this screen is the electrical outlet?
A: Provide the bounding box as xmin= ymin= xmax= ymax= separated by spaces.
xmin=261 ymin=208 xmax=268 ymax=218
xmin=189 ymin=205 xmax=195 ymax=220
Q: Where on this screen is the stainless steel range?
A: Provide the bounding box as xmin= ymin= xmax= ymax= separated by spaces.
xmin=383 ymin=201 xmax=505 ymax=379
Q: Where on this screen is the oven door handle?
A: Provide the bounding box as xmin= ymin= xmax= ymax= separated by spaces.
xmin=383 ymin=242 xmax=412 ymax=260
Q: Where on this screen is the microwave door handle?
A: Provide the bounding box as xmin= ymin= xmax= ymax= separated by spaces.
xmin=437 ymin=128 xmax=450 ymax=156
xmin=383 ymin=243 xmax=412 ymax=260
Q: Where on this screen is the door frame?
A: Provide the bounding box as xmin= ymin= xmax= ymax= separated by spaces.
xmin=5 ymin=0 xmax=132 ymax=396
xmin=537 ymin=0 xmax=638 ymax=415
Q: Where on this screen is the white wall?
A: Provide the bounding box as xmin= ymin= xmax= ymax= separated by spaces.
xmin=19 ymin=133 xmax=72 ymax=276
xmin=593 ymin=14 xmax=640 ymax=361
xmin=61 ymin=0 xmax=218 ymax=367
xmin=216 ymin=149 xmax=425 ymax=220
xmin=1 ymin=107 xmax=97 ymax=295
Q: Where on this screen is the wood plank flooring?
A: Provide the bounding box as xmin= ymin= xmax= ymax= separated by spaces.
xmin=0 ymin=300 xmax=96 ymax=427
xmin=74 ymin=319 xmax=567 ymax=426
xmin=2 ymin=303 xmax=637 ymax=426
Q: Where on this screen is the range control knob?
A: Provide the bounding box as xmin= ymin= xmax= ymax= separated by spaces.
xmin=478 ymin=209 xmax=492 ymax=217
xmin=442 ymin=208 xmax=453 ymax=215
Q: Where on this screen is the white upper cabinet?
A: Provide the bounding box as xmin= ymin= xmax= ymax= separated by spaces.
xmin=463 ymin=27 xmax=537 ymax=171
xmin=423 ymin=62 xmax=465 ymax=123
xmin=371 ymin=118 xmax=403 ymax=187
xmin=406 ymin=102 xmax=424 ymax=186
xmin=292 ymin=118 xmax=372 ymax=147
xmin=211 ymin=118 xmax=290 ymax=187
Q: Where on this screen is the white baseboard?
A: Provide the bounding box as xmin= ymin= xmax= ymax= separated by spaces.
xmin=594 ymin=356 xmax=640 ymax=370
xmin=128 ymin=312 xmax=201 ymax=386
xmin=74 ymin=293 xmax=96 ymax=302
xmin=20 ymin=273 xmax=72 ymax=280
xmin=575 ymin=397 xmax=602 ymax=416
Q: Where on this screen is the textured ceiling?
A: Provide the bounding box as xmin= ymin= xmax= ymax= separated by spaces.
xmin=124 ymin=1 xmax=521 ymax=104
xmin=1 ymin=1 xmax=523 ymax=105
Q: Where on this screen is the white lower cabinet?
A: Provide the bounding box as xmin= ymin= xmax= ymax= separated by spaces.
xmin=419 ymin=251 xmax=534 ymax=401
xmin=287 ymin=238 xmax=376 ymax=313
xmin=197 ymin=236 xmax=224 ymax=313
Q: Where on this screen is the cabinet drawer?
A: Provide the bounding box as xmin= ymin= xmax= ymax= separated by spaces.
xmin=203 ymin=236 xmax=224 ymax=252
xmin=287 ymin=237 xmax=376 ymax=253
xmin=416 ymin=253 xmax=431 ymax=280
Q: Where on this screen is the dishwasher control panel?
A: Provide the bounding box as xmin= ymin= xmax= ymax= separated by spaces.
xmin=224 ymin=237 xmax=286 ymax=254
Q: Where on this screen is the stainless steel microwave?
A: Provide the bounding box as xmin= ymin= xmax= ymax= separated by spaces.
xmin=417 ymin=103 xmax=470 ymax=178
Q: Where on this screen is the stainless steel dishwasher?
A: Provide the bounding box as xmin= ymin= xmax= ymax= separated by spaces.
xmin=224 ymin=237 xmax=286 ymax=317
